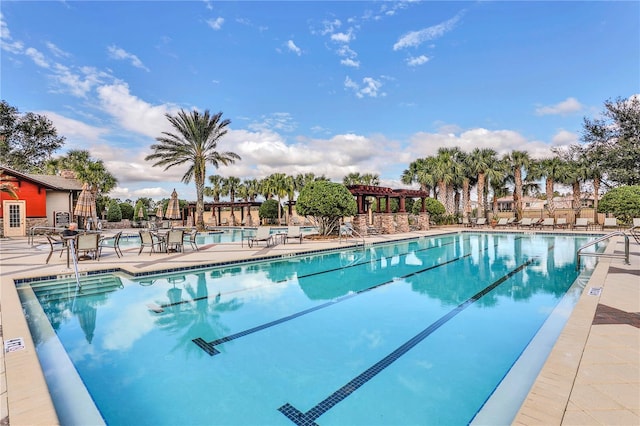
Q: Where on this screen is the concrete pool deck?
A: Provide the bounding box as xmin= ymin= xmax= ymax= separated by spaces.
xmin=1 ymin=228 xmax=638 ymax=425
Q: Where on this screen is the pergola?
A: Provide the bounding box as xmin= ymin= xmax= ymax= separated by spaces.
xmin=346 ymin=185 xmax=429 ymax=214
xmin=184 ymin=201 xmax=262 ymax=226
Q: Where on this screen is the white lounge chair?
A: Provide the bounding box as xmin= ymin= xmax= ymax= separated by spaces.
xmin=247 ymin=227 xmax=273 ymax=248
xmin=474 ymin=218 xmax=487 ymax=227
xmin=285 ymin=226 xmax=303 ymax=244
xmin=539 ymin=218 xmax=555 ymax=229
xmin=555 ymin=218 xmax=568 ymax=229
xmin=495 ymin=218 xmax=509 ymax=227
xmin=601 ymin=217 xmax=618 ymax=231
xmin=573 ymin=218 xmax=589 ymax=230
xmin=517 ymin=218 xmax=534 ymax=228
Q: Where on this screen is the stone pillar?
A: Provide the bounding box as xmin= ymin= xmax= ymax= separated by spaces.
xmin=395 ymin=212 xmax=410 ymax=232
xmin=381 ymin=213 xmax=395 ymax=234
xmin=417 ymin=212 xmax=430 ymax=230
xmin=352 ymin=214 xmax=368 ymax=235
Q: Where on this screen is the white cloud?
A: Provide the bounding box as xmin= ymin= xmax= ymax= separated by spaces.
xmin=407 ymin=55 xmax=429 ymax=66
xmin=286 ymin=40 xmax=302 ymax=56
xmin=25 ymin=47 xmax=49 ymax=68
xmin=393 ymin=11 xmax=464 ymax=50
xmin=42 ymin=111 xmax=109 ymax=143
xmin=45 ymin=41 xmax=70 ymax=58
xmin=535 ymin=97 xmax=583 ymax=116
xmin=331 ymin=31 xmax=353 ymax=43
xmin=207 ymin=16 xmax=224 ymax=30
xmin=340 ymin=58 xmax=360 ymax=68
xmin=107 ymin=45 xmax=150 ymax=71
xmin=51 ymin=63 xmax=107 ymax=98
xmin=550 ymin=129 xmax=579 ymax=146
xmin=0 ymin=13 xmax=23 ymax=53
xmin=345 ymin=76 xmax=385 ymax=98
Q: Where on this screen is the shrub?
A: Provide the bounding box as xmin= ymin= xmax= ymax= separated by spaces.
xmin=119 ymin=202 xmax=134 ymax=221
xmin=598 ymin=185 xmax=640 ymax=224
xmin=107 ymin=199 xmax=122 ymax=222
xmin=259 ymin=199 xmax=281 ymax=223
xmin=296 ymin=181 xmax=357 ymax=235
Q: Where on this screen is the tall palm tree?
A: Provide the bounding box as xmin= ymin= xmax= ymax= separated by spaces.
xmin=467 ymin=148 xmax=497 ymax=219
xmin=529 ymin=156 xmax=568 ymax=218
xmin=432 ymin=148 xmax=462 ymax=215
xmin=146 ymin=109 xmax=240 ymax=230
xmin=265 ymin=173 xmax=291 ymax=224
xmin=222 ymin=176 xmax=241 ymax=225
xmin=204 ymin=174 xmax=224 ymax=202
xmin=504 ymin=150 xmax=531 ymax=220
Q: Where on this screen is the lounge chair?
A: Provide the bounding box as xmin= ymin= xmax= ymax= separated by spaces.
xmin=474 ymin=218 xmax=487 ymax=227
xmin=555 ymin=218 xmax=568 ymax=229
xmin=495 ymin=218 xmax=509 ymax=227
xmin=462 ymin=217 xmax=473 ymax=227
xmin=45 ymin=235 xmax=67 ymax=264
xmin=284 ymin=226 xmax=303 ymax=244
xmin=573 ymin=218 xmax=589 ymax=230
xmin=629 ymin=218 xmax=640 ymax=244
xmin=247 ymin=227 xmax=273 ymax=248
xmin=539 ymin=218 xmax=555 ymax=229
xmin=139 ymin=230 xmax=163 ymax=255
xmin=506 ymin=217 xmax=516 ymax=227
xmin=601 ymin=217 xmax=618 ymax=231
xmin=76 ymin=233 xmax=100 ymax=260
xmin=517 ymin=218 xmax=534 ymax=228
xmin=166 ymin=229 xmax=185 ymax=252
xmin=98 ymin=231 xmax=123 ymax=258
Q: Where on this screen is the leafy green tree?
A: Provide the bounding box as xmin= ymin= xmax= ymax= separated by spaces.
xmin=107 ymin=199 xmax=123 ymax=222
xmin=258 ymin=199 xmax=281 ymax=223
xmin=581 ymin=96 xmax=640 ymax=186
xmin=146 ymin=109 xmax=240 ymax=230
xmin=597 ymin=186 xmax=640 ymax=224
xmin=296 ymin=181 xmax=357 ymax=235
xmin=44 ymin=150 xmax=117 ymax=194
xmin=0 ymin=100 xmax=65 ymax=171
xmin=413 ymin=198 xmax=446 ymax=222
xmin=120 ymin=202 xmax=134 ymax=220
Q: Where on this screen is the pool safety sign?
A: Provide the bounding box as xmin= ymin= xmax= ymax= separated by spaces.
xmin=4 ymin=337 xmax=25 ymax=353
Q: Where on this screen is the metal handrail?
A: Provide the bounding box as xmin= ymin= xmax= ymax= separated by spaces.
xmin=339 ymin=224 xmax=365 ymax=246
xmin=28 ymin=226 xmax=66 ymax=245
xmin=576 ymin=231 xmax=629 ymax=270
xmin=628 ymin=225 xmax=640 ymax=244
xmin=68 ymin=238 xmax=82 ymax=290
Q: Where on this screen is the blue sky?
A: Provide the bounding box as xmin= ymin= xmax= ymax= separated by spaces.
xmin=2 ymin=1 xmax=638 ymax=202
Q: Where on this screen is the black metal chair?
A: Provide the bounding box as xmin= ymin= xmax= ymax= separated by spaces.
xmin=98 ymin=231 xmax=123 ymax=258
xmin=45 ymin=234 xmax=67 ymax=264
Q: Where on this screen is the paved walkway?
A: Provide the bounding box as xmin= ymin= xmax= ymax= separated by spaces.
xmin=1 ymin=228 xmax=638 ymax=425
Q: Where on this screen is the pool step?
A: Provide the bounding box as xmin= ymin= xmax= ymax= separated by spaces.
xmin=30 ymin=275 xmax=124 ymax=302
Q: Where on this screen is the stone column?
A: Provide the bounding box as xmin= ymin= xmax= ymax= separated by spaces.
xmin=417 ymin=212 xmax=430 ymax=230
xmin=395 ymin=212 xmax=410 ymax=232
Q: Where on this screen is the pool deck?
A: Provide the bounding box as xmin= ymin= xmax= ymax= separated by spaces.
xmin=1 ymin=228 xmax=638 ymax=425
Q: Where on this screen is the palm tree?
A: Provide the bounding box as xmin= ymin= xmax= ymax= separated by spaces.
xmin=504 ymin=150 xmax=532 ymax=221
xmin=222 ymin=176 xmax=241 ymax=225
xmin=467 ymin=148 xmax=497 ymax=219
xmin=432 ymin=148 xmax=462 ymax=215
xmin=265 ymin=173 xmax=291 ymax=224
xmin=146 ymin=109 xmax=240 ymax=230
xmin=529 ymin=156 xmax=568 ymax=218
xmin=204 ymin=174 xmax=224 ymax=202
xmin=0 ymin=173 xmax=18 ymax=199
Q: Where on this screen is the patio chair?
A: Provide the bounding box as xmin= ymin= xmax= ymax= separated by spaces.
xmin=285 ymin=226 xmax=303 ymax=244
xmin=629 ymin=218 xmax=640 ymax=244
xmin=166 ymin=229 xmax=185 ymax=252
xmin=573 ymin=218 xmax=590 ymax=230
xmin=517 ymin=218 xmax=534 ymax=228
xmin=539 ymin=218 xmax=555 ymax=229
xmin=76 ymin=233 xmax=100 ymax=260
xmin=601 ymin=217 xmax=618 ymax=231
xmin=495 ymin=218 xmax=509 ymax=227
xmin=474 ymin=218 xmax=487 ymax=227
xmin=139 ymin=230 xmax=163 ymax=255
xmin=462 ymin=217 xmax=473 ymax=227
xmin=45 ymin=235 xmax=67 ymax=264
xmin=184 ymin=229 xmax=199 ymax=251
xmin=555 ymin=218 xmax=568 ymax=229
xmin=247 ymin=227 xmax=273 ymax=248
xmin=98 ymin=231 xmax=123 ymax=258
xmin=506 ymin=217 xmax=517 ymax=227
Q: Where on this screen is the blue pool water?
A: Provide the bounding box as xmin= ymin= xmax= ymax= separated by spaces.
xmin=119 ymin=227 xmax=314 ymax=246
xmin=18 ymin=232 xmax=601 ymax=425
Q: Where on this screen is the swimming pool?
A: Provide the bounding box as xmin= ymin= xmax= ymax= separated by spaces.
xmin=18 ymin=232 xmax=601 ymax=425
xmin=119 ymin=227 xmax=316 ymax=246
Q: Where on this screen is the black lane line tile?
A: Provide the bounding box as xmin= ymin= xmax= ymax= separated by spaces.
xmin=278 ymin=257 xmax=537 ymax=425
xmin=192 ymin=253 xmax=473 ymax=356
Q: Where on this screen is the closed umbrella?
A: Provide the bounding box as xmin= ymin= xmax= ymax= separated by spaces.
xmin=156 ymin=204 xmax=164 ymax=219
xmin=74 ymin=183 xmax=97 ymax=228
xmin=165 ymin=189 xmax=181 ymax=220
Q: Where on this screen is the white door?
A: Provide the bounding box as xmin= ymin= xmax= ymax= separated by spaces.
xmin=3 ymin=200 xmax=26 ymax=237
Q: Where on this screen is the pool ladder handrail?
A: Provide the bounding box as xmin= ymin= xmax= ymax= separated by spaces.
xmin=628 ymin=224 xmax=640 ymax=244
xmin=576 ymin=230 xmax=629 ymax=270
xmin=68 ymin=238 xmax=82 ymax=290
xmin=339 ymin=224 xmax=365 ymax=246
xmin=28 ymin=225 xmax=66 ymax=245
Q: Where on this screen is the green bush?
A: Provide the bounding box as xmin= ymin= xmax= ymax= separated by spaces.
xmin=259 ymin=199 xmax=281 ymax=222
xmin=598 ymin=185 xmax=640 ymax=224
xmin=296 ymin=181 xmax=357 ymax=235
xmin=119 ymin=202 xmax=134 ymax=220
xmin=107 ymin=199 xmax=122 ymax=222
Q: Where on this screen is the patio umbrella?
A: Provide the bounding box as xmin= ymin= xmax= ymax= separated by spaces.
xmin=74 ymin=182 xmax=97 ymax=227
xmin=156 ymin=204 xmax=164 ymax=219
xmin=165 ymin=189 xmax=181 ymax=219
